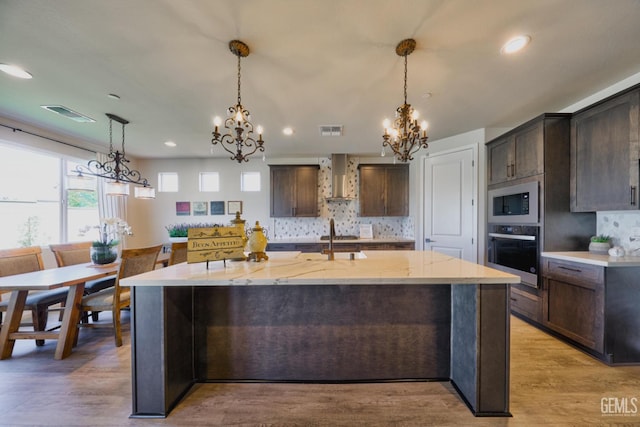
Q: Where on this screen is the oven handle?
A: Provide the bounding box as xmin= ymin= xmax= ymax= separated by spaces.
xmin=488 ymin=232 xmax=536 ymax=241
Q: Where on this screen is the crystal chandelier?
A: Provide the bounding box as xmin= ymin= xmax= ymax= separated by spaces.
xmin=75 ymin=113 xmax=155 ymax=199
xmin=211 ymin=40 xmax=265 ymax=163
xmin=382 ymin=39 xmax=429 ymax=162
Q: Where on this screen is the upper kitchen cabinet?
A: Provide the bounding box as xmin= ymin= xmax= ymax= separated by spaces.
xmin=487 ymin=120 xmax=544 ymax=186
xmin=269 ymin=165 xmax=319 ymax=217
xmin=570 ymin=86 xmax=640 ymax=212
xmin=358 ymin=164 xmax=409 ymax=217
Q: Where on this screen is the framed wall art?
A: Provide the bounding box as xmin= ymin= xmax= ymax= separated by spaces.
xmin=193 ymin=201 xmax=208 ymax=216
xmin=228 ymin=200 xmax=243 ymax=215
xmin=210 ymin=201 xmax=225 ymax=215
xmin=176 ymin=201 xmax=190 ymax=216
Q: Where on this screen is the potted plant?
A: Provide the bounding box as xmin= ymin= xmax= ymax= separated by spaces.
xmin=165 ymin=222 xmax=222 ymax=242
xmin=80 ymin=218 xmax=132 ymax=264
xmin=589 ymin=235 xmax=612 ymax=254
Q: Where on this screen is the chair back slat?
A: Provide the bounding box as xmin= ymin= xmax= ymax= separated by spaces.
xmin=0 ymin=246 xmax=45 ymax=299
xmin=0 ymin=246 xmax=44 ymax=277
xmin=113 ymin=244 xmax=162 ymax=308
xmin=49 ymin=242 xmax=92 ymax=267
xmin=168 ymin=241 xmax=188 ymax=265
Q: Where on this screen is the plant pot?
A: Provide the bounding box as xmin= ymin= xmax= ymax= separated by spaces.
xmin=90 ymin=245 xmax=118 ymax=265
xmin=168 ymin=237 xmax=188 ymax=243
xmin=588 ymin=241 xmax=611 ymax=254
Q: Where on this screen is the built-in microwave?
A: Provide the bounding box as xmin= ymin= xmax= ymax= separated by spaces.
xmin=488 ymin=181 xmax=539 ymax=224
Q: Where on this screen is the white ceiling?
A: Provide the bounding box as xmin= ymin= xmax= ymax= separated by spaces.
xmin=2 ymin=0 xmax=640 ymax=160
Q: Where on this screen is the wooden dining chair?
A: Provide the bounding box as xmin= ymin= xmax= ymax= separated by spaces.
xmin=0 ymin=246 xmax=68 ymax=346
xmin=77 ymin=244 xmax=162 ymax=347
xmin=168 ymin=241 xmax=188 ymax=265
xmin=49 ymin=242 xmax=116 ymax=321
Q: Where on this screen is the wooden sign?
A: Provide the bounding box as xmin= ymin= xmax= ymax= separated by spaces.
xmin=187 ymin=226 xmax=246 ymax=264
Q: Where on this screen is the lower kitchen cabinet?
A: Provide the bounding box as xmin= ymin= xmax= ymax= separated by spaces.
xmin=509 ymin=284 xmax=542 ymax=324
xmin=542 ymin=258 xmax=604 ymax=354
xmin=541 ymin=256 xmax=640 ymax=364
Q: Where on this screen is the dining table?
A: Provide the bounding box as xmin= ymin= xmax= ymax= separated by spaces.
xmin=0 ymin=262 xmax=119 ymax=360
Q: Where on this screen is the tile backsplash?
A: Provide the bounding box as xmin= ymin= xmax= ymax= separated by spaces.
xmin=597 ymin=211 xmax=640 ymax=255
xmin=270 ymin=157 xmax=414 ymax=239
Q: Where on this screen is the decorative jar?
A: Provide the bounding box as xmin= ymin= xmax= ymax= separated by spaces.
xmin=248 ymin=221 xmax=268 ymax=254
xmin=90 ymin=245 xmax=118 ymax=265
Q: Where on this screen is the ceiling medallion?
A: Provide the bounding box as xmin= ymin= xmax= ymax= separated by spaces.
xmin=211 ymin=40 xmax=265 ymax=163
xmin=382 ymin=38 xmax=429 ymax=162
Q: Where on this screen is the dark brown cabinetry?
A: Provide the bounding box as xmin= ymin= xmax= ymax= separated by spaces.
xmin=269 ymin=165 xmax=319 ymax=217
xmin=486 ymin=113 xmax=596 ymax=326
xmin=509 ymin=285 xmax=542 ymax=324
xmin=542 ymin=258 xmax=604 ymax=354
xmin=488 ymin=120 xmax=543 ymax=185
xmin=541 ymin=256 xmax=640 ymax=364
xmin=358 ymin=164 xmax=409 ymax=217
xmin=570 ymin=86 xmax=640 ymax=211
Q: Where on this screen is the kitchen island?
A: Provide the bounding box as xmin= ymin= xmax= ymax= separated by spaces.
xmin=121 ymin=250 xmax=519 ymax=418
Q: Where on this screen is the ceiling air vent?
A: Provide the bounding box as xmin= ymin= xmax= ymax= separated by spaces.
xmin=41 ymin=105 xmax=95 ymax=123
xmin=319 ymin=125 xmax=343 ymax=137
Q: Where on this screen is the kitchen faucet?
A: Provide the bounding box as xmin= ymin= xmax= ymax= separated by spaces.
xmin=322 ymin=218 xmax=336 ymax=260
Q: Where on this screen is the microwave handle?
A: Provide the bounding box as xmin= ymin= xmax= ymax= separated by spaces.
xmin=488 ymin=232 xmax=536 ymax=241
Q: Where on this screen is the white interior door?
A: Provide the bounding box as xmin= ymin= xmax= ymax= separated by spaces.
xmin=423 ymin=147 xmax=476 ymax=262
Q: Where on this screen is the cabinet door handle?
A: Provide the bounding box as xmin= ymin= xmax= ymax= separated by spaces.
xmin=558 ymin=266 xmax=582 ymax=273
xmin=506 ymin=164 xmax=510 ymax=178
xmin=631 ymin=186 xmax=636 ymax=206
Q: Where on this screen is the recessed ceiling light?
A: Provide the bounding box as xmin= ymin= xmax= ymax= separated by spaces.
xmin=108 ymin=93 xmax=121 ymax=100
xmin=422 ymin=92 xmax=432 ymax=99
xmin=0 ymin=63 xmax=33 ymax=79
xmin=500 ymin=35 xmax=531 ymax=54
xmin=164 ymin=141 xmax=177 ymax=147
xmin=283 ymin=127 xmax=294 ymax=136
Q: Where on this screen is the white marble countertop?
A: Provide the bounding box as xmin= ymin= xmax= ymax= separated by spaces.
xmin=121 ymin=250 xmax=519 ymax=287
xmin=267 ymin=237 xmax=415 ymax=244
xmin=541 ymin=251 xmax=640 ymax=267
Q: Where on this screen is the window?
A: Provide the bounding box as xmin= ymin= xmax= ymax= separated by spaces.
xmin=199 ymin=172 xmax=220 ymax=192
xmin=158 ymin=172 xmax=179 ymax=192
xmin=0 ymin=143 xmax=99 ymax=249
xmin=241 ymin=171 xmax=261 ymax=192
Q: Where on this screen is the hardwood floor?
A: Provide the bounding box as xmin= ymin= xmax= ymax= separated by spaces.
xmin=1 ymin=313 xmax=640 ymax=426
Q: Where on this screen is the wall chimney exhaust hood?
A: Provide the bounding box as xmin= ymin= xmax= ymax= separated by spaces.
xmin=326 ymin=154 xmax=355 ymax=201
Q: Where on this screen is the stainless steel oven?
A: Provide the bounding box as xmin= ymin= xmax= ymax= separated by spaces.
xmin=487 ymin=224 xmax=539 ymax=288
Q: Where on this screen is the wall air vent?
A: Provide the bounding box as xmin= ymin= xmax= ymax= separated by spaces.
xmin=319 ymin=125 xmax=343 ymax=137
xmin=41 ymin=105 xmax=95 ymax=123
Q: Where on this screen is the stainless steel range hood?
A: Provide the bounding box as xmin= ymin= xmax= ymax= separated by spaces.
xmin=326 ymin=153 xmax=355 ymax=201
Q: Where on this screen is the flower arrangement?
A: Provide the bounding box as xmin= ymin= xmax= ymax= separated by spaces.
xmin=80 ymin=217 xmax=133 ymax=247
xmin=165 ymin=222 xmax=222 ymax=238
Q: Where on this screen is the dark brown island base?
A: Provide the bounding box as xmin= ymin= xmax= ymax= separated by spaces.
xmin=121 ymin=251 xmax=519 ymax=418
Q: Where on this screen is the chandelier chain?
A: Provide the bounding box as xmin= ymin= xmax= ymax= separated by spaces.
xmin=121 ymin=118 xmax=125 ymax=156
xmin=403 ymin=53 xmax=408 ymax=105
xmin=108 ymin=117 xmax=114 ymax=153
xmin=237 ymin=54 xmax=242 ymax=105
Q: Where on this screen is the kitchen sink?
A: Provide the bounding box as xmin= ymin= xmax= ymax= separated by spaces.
xmin=297 ymin=252 xmax=367 ymax=260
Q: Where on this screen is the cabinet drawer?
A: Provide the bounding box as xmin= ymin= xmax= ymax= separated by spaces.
xmin=510 ymin=286 xmax=541 ymax=323
xmin=544 ymin=259 xmax=604 ymax=286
